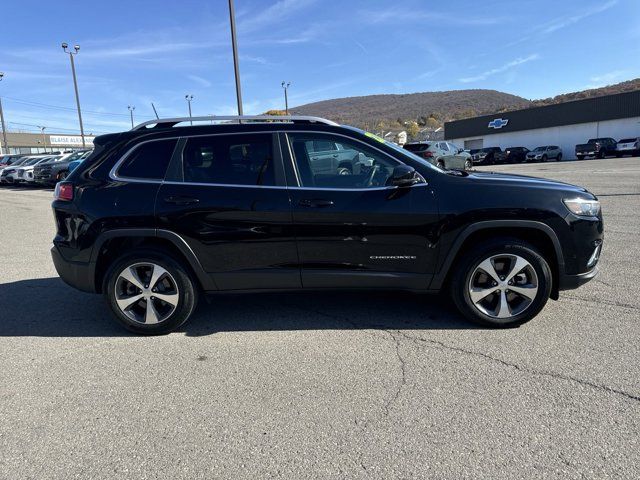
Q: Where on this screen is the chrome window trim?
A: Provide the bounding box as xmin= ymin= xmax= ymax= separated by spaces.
xmin=109 ymin=129 xmax=427 ymax=191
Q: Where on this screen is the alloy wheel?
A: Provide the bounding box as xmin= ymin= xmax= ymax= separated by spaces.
xmin=468 ymin=254 xmax=538 ymax=319
xmin=114 ymin=262 xmax=180 ymax=324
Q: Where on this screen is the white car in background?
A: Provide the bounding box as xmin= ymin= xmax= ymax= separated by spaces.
xmin=4 ymin=156 xmax=52 ymax=184
xmin=616 ymin=137 xmax=640 ymax=157
xmin=22 ymin=155 xmax=62 ymax=183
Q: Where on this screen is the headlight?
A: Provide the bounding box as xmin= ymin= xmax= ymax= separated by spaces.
xmin=563 ymin=198 xmax=601 ymax=216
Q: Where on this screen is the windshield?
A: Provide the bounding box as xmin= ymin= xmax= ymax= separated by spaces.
xmin=480 ymin=147 xmax=496 ymax=153
xmin=23 ymin=158 xmax=42 ymax=166
xmin=533 ymin=147 xmax=546 ymax=151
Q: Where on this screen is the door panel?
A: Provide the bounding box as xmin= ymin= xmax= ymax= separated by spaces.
xmin=155 ymin=132 xmax=300 ymax=291
xmin=282 ymin=132 xmax=440 ymax=290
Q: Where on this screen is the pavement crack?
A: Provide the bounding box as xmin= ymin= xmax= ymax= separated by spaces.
xmin=563 ymin=294 xmax=640 ymax=311
xmin=396 ymin=331 xmax=640 ymax=403
xmin=381 ymin=330 xmax=407 ymax=417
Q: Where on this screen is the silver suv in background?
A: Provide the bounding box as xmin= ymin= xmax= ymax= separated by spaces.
xmin=403 ymin=141 xmax=472 ymax=170
xmin=526 ymin=146 xmax=562 ymax=162
xmin=616 ymin=137 xmax=639 ymax=157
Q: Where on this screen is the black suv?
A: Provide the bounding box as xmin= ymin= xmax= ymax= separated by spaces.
xmin=51 ymin=116 xmax=604 ymax=334
xmin=34 ymin=149 xmax=92 ymax=185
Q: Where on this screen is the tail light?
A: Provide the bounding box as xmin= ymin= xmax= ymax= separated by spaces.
xmin=422 ymin=151 xmax=434 ymax=158
xmin=54 ymin=182 xmax=74 ymax=201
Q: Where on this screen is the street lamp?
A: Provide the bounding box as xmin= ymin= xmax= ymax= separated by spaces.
xmin=61 ymin=42 xmax=86 ymax=147
xmin=128 ymin=105 xmax=136 ymax=129
xmin=281 ymin=81 xmax=291 ymax=115
xmin=39 ymin=126 xmax=47 ymax=153
xmin=185 ymin=95 xmax=194 ymax=125
xmin=228 ymin=0 xmax=243 ymax=115
xmin=0 ymin=72 xmax=8 ymax=155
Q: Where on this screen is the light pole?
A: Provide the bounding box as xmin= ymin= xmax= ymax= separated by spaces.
xmin=128 ymin=105 xmax=136 ymax=129
xmin=39 ymin=126 xmax=47 ymax=153
xmin=61 ymin=43 xmax=86 ymax=147
xmin=0 ymin=72 xmax=8 ymax=154
xmin=185 ymin=95 xmax=194 ymax=125
xmin=228 ymin=0 xmax=243 ymax=115
xmin=281 ymin=81 xmax=291 ymax=115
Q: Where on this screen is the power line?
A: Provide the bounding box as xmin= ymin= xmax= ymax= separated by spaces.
xmin=7 ymin=121 xmax=110 ymax=135
xmin=2 ymin=96 xmax=131 ymax=117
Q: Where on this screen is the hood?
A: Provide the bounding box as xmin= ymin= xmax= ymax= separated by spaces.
xmin=466 ymin=170 xmax=592 ymax=196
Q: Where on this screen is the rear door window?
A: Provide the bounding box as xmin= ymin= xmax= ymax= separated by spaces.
xmin=118 ymin=139 xmax=178 ymax=180
xmin=182 ymin=134 xmax=276 ymax=186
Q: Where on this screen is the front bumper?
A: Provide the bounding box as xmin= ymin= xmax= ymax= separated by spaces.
xmin=558 ymin=266 xmax=599 ymax=290
xmin=51 ymin=245 xmax=98 ymax=293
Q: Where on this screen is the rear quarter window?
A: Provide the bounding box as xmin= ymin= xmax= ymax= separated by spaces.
xmin=117 ymin=139 xmax=178 ymax=180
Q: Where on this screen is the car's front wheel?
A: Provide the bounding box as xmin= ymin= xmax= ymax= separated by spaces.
xmin=104 ymin=249 xmax=198 ymax=334
xmin=450 ymin=239 xmax=552 ymax=328
xmin=464 ymin=159 xmax=472 ymax=170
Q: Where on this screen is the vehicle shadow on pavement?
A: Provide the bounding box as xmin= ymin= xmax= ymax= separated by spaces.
xmin=0 ymin=277 xmax=476 ymax=337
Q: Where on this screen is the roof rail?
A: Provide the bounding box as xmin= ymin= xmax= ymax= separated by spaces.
xmin=131 ymin=115 xmax=339 ymax=131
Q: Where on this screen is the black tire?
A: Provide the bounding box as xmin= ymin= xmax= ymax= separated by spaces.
xmin=576 ymin=155 xmax=584 ymax=160
xmin=437 ymin=160 xmax=445 ymax=169
xmin=58 ymin=171 xmax=68 ymax=180
xmin=450 ymin=239 xmax=552 ymax=328
xmin=464 ymin=159 xmax=472 ymax=170
xmin=599 ymin=151 xmax=606 ymax=159
xmin=615 ymin=153 xmax=622 ymax=158
xmin=104 ymin=248 xmax=198 ymax=334
xmin=556 ymin=153 xmax=562 ymax=162
xmin=542 ymin=154 xmax=548 ymax=162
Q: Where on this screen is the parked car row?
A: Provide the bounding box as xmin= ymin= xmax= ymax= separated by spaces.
xmin=575 ymin=137 xmax=640 ymax=159
xmin=0 ymin=150 xmax=93 ymax=187
xmin=468 ymin=146 xmax=562 ymax=165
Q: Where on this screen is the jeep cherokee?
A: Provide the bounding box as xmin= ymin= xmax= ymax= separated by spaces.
xmin=51 ymin=116 xmax=603 ymax=334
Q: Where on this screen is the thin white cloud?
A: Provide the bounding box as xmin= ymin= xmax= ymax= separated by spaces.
xmin=459 ymin=54 xmax=540 ymax=83
xmin=187 ymin=75 xmax=212 ymax=88
xmin=589 ymin=70 xmax=626 ymax=84
xmin=362 ymin=8 xmax=509 ymax=26
xmin=238 ymin=0 xmax=318 ymax=32
xmin=539 ymin=0 xmax=618 ymax=34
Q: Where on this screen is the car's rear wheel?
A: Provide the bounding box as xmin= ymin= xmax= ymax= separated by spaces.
xmin=104 ymin=249 xmax=198 ymax=334
xmin=599 ymin=151 xmax=606 ymax=159
xmin=450 ymin=239 xmax=552 ymax=328
xmin=437 ymin=160 xmax=445 ymax=168
xmin=556 ymin=153 xmax=562 ymax=161
xmin=542 ymin=154 xmax=548 ymax=162
xmin=576 ymin=155 xmax=584 ymax=160
xmin=464 ymin=159 xmax=472 ymax=170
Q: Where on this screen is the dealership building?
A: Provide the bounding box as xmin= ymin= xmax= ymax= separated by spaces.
xmin=444 ymin=90 xmax=640 ymax=159
xmin=0 ymin=132 xmax=95 ymax=155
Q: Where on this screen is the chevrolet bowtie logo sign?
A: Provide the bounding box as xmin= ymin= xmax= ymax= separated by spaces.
xmin=488 ymin=118 xmax=509 ymax=129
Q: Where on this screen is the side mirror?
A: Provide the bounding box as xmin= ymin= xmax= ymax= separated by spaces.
xmin=391 ymin=165 xmax=420 ymax=187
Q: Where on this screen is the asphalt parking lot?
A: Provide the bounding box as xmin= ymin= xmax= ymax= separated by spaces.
xmin=1 ymin=157 xmax=638 ymax=479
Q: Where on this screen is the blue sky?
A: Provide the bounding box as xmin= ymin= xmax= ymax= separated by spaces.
xmin=0 ymin=0 xmax=639 ymax=135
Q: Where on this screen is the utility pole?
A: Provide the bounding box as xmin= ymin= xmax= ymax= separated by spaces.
xmin=185 ymin=95 xmax=194 ymax=125
xmin=0 ymin=72 xmax=9 ymax=154
xmin=228 ymin=0 xmax=243 ymax=115
xmin=281 ymin=81 xmax=291 ymax=114
xmin=128 ymin=105 xmax=135 ymax=129
xmin=39 ymin=126 xmax=47 ymax=153
xmin=62 ymin=43 xmax=85 ymax=147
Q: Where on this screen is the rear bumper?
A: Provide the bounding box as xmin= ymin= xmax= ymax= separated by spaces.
xmin=558 ymin=266 xmax=598 ymax=291
xmin=51 ymin=245 xmax=97 ymax=293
